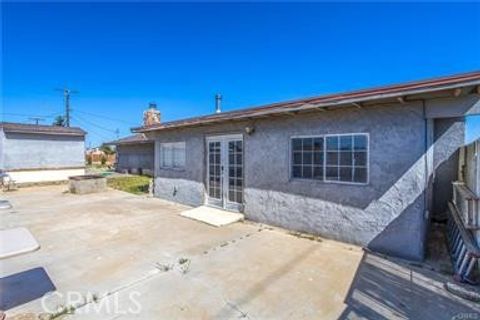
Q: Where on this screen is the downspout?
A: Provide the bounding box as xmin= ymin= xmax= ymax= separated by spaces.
xmin=422 ymin=99 xmax=432 ymax=260
xmin=423 ymin=99 xmax=430 ymax=220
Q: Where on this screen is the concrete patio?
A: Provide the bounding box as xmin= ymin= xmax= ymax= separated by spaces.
xmin=0 ymin=185 xmax=479 ymax=319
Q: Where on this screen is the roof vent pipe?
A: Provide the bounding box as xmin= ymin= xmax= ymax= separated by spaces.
xmin=215 ymin=94 xmax=222 ymax=113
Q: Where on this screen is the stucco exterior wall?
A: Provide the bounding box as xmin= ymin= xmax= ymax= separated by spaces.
xmin=116 ymin=143 xmax=154 ymax=174
xmin=431 ymin=118 xmax=466 ymax=218
xmin=149 ymin=102 xmax=438 ymax=260
xmin=151 ymin=125 xmax=236 ymax=206
xmin=3 ymin=132 xmax=85 ymax=171
xmin=245 ymin=103 xmax=430 ymax=260
xmin=144 ymin=89 xmax=479 ymax=261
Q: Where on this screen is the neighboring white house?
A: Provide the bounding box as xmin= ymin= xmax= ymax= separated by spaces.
xmin=0 ymin=122 xmax=86 ymax=184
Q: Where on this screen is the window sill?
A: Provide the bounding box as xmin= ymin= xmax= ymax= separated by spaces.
xmin=158 ymin=167 xmax=186 ymax=172
xmin=289 ymin=177 xmax=369 ymax=186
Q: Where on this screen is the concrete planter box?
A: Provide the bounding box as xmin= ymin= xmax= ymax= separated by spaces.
xmin=69 ymin=175 xmax=107 ymax=194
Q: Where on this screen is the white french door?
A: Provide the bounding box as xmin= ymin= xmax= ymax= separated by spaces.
xmin=206 ymin=134 xmax=244 ymax=212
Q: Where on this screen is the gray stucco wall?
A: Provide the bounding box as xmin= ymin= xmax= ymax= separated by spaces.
xmin=149 ymin=102 xmax=435 ymax=260
xmin=3 ymin=132 xmax=85 ymax=170
xmin=116 ymin=143 xmax=154 ymax=172
xmin=245 ymin=103 xmax=430 ymax=260
xmin=147 ymin=93 xmax=478 ymax=261
xmin=432 ymin=118 xmax=465 ymax=218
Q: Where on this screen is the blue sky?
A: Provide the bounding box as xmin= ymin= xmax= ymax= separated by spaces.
xmin=2 ymin=2 xmax=480 ymax=147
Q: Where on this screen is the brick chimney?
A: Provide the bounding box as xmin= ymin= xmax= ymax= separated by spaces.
xmin=143 ymin=102 xmax=161 ymax=126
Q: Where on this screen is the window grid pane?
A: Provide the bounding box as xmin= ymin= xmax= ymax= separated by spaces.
xmin=160 ymin=142 xmax=186 ymax=169
xmin=208 ymin=141 xmax=221 ymax=199
xmin=292 ymin=134 xmax=367 ymax=184
xmin=228 ymin=140 xmax=243 ymax=203
xmin=325 ymin=134 xmax=367 ymax=183
xmin=291 ymin=137 xmax=324 ymax=181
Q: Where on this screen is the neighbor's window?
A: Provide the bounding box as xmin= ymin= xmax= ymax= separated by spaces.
xmin=291 ymin=134 xmax=368 ymax=184
xmin=160 ymin=142 xmax=186 ymax=169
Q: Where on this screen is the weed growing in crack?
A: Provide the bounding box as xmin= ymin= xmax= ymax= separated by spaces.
xmin=155 ymin=262 xmax=173 ymax=272
xmin=178 ymin=257 xmax=191 ymax=274
xmin=178 ymin=257 xmax=189 ymax=264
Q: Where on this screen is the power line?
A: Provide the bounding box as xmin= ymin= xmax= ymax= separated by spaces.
xmin=71 ymin=116 xmax=112 ymax=141
xmin=75 ymin=109 xmax=137 ymax=125
xmin=72 ymin=114 xmax=118 ymax=133
xmin=45 ymin=111 xmax=64 ymax=118
xmin=2 ymin=112 xmax=61 ymax=119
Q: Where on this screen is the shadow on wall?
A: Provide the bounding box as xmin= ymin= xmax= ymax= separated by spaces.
xmin=246 ymin=118 xmax=464 ymax=260
xmin=0 ymin=267 xmax=56 ymax=310
xmin=367 ymin=196 xmax=425 ymax=261
xmin=366 ymin=118 xmax=464 ymax=259
xmin=339 ymin=253 xmax=480 ymax=320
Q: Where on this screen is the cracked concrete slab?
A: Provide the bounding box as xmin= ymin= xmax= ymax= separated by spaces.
xmin=67 ymin=228 xmax=362 ymax=319
xmin=1 ymin=185 xmax=479 ymax=320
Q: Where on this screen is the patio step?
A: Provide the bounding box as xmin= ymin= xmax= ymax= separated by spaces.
xmin=180 ymin=206 xmax=244 ymax=227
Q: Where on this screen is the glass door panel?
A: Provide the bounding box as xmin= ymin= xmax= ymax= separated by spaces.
xmin=206 ymin=135 xmax=244 ymax=212
xmin=207 ymin=141 xmax=222 ymax=202
xmin=227 ymin=140 xmax=243 ymax=204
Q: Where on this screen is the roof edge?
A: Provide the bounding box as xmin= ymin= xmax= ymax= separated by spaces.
xmin=133 ymin=70 xmax=480 ymax=133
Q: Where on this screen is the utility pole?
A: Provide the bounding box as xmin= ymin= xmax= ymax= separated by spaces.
xmin=29 ymin=117 xmax=45 ymax=125
xmin=56 ymin=88 xmax=78 ymax=127
xmin=115 ymin=128 xmax=120 ymax=139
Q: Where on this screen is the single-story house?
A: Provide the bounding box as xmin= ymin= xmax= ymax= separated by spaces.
xmin=0 ymin=122 xmax=86 ymax=184
xmin=133 ymin=71 xmax=480 ymax=261
xmin=105 ymin=133 xmax=154 ymax=176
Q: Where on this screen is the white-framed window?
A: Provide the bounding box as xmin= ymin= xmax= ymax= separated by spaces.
xmin=291 ymin=137 xmax=325 ymax=180
xmin=291 ymin=133 xmax=368 ymax=184
xmin=160 ymin=142 xmax=185 ymax=169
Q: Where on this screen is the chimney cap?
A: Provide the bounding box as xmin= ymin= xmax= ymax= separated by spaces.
xmin=148 ymin=102 xmax=157 ymax=109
